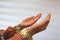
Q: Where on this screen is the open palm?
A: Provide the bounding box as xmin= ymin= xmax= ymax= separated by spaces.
xmin=20 ymin=13 xmax=42 ymax=27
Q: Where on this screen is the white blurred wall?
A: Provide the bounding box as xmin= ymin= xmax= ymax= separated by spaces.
xmin=0 ymin=0 xmax=60 ymax=40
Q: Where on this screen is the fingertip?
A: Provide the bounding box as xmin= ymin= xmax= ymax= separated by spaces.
xmin=38 ymin=13 xmax=42 ymax=16
xmin=45 ymin=13 xmax=51 ymax=22
xmin=29 ymin=16 xmax=35 ymax=20
xmin=36 ymin=13 xmax=42 ymax=17
xmin=48 ymin=13 xmax=51 ymax=17
xmin=48 ymin=13 xmax=51 ymax=19
xmin=31 ymin=16 xmax=35 ymax=18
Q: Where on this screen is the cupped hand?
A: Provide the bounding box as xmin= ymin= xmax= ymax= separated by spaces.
xmin=20 ymin=13 xmax=42 ymax=27
xmin=3 ymin=13 xmax=51 ymax=40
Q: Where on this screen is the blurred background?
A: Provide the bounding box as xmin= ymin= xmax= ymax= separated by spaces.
xmin=0 ymin=0 xmax=60 ymax=40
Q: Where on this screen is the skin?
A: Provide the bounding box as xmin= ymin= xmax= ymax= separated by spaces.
xmin=20 ymin=13 xmax=42 ymax=27
xmin=28 ymin=14 xmax=51 ymax=35
xmin=2 ymin=13 xmax=41 ymax=39
xmin=1 ymin=13 xmax=51 ymax=40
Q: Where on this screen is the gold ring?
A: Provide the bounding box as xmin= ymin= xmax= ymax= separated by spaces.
xmin=18 ymin=28 xmax=32 ymax=40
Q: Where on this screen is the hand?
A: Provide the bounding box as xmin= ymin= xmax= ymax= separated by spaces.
xmin=3 ymin=26 xmax=16 ymax=39
xmin=20 ymin=13 xmax=42 ymax=28
xmin=2 ymin=26 xmax=23 ymax=40
xmin=28 ymin=13 xmax=51 ymax=35
xmin=3 ymin=13 xmax=41 ymax=40
xmin=3 ymin=13 xmax=51 ymax=40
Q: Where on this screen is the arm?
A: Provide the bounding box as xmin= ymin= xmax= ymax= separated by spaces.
xmin=3 ymin=13 xmax=42 ymax=39
xmin=7 ymin=13 xmax=51 ymax=40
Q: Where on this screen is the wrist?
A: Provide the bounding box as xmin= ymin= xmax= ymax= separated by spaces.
xmin=14 ymin=24 xmax=23 ymax=32
xmin=18 ymin=28 xmax=32 ymax=40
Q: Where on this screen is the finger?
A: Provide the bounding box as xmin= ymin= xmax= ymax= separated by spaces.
xmin=26 ymin=16 xmax=35 ymax=21
xmin=38 ymin=13 xmax=51 ymax=30
xmin=30 ymin=13 xmax=42 ymax=20
xmin=30 ymin=13 xmax=42 ymax=23
xmin=36 ymin=13 xmax=51 ymax=30
xmin=23 ymin=16 xmax=35 ymax=22
xmin=36 ymin=13 xmax=42 ymax=18
xmin=40 ymin=13 xmax=51 ymax=25
xmin=45 ymin=13 xmax=51 ymax=21
xmin=35 ymin=13 xmax=42 ymax=20
xmin=28 ymin=16 xmax=35 ymax=20
xmin=27 ymin=13 xmax=51 ymax=35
